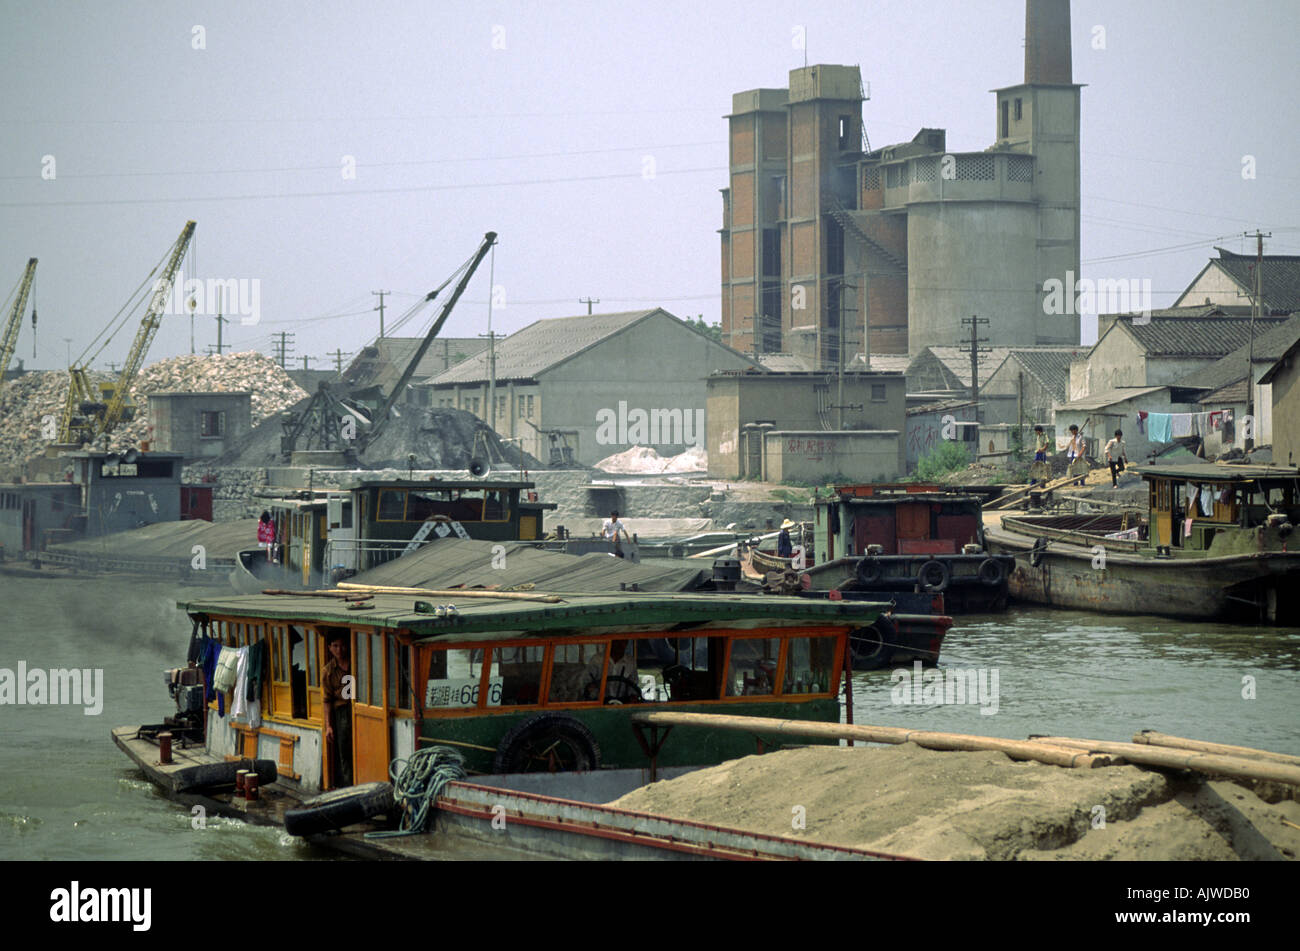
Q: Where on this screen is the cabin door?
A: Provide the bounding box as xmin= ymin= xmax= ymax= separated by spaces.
xmin=351 ymin=629 xmax=391 ymax=785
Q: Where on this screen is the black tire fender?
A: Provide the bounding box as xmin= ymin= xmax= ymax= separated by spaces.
xmin=849 ymin=616 xmax=897 ymax=668
xmin=173 ymin=759 xmax=278 ymax=794
xmin=917 ymin=559 xmax=951 ymax=592
xmin=855 ymin=556 xmax=884 ymax=586
xmin=977 ymin=557 xmax=1007 ymax=587
xmin=283 ymin=781 xmax=395 ymax=837
xmin=1029 ymin=537 xmax=1048 ymax=568
xmin=492 ymin=713 xmax=601 ymax=774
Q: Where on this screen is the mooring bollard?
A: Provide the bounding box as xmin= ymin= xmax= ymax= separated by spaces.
xmin=158 ymin=732 xmax=173 ymax=765
xmin=245 ymin=773 xmax=259 ymax=801
xmin=235 ymin=769 xmax=249 ymax=799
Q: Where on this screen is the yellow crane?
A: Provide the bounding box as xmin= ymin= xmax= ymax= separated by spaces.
xmin=0 ymin=257 xmax=37 ymax=385
xmin=59 ymin=220 xmax=196 ymax=446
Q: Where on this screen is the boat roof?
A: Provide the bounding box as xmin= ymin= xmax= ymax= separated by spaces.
xmin=1132 ymin=463 xmax=1300 ymax=482
xmin=178 ymin=590 xmax=887 ymax=642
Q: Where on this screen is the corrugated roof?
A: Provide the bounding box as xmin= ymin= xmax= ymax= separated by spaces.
xmin=1054 ymin=385 xmax=1168 ymax=412
xmin=50 ymin=518 xmax=260 ymax=560
xmin=343 ymin=337 xmax=490 ymax=392
xmin=907 ymin=347 xmax=1011 ymax=389
xmin=998 ymin=347 xmax=1083 ymax=402
xmin=430 ymin=311 xmax=662 ymax=385
xmin=1207 ymin=249 xmax=1300 ymax=314
xmin=350 ymin=537 xmax=705 ymax=592
xmin=1175 ymin=313 xmax=1300 ymax=393
xmin=175 ymin=588 xmax=887 ymax=640
xmin=1117 ymin=315 xmax=1290 ymax=358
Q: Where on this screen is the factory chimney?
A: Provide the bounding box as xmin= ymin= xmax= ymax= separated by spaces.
xmin=1024 ymin=0 xmax=1072 ymax=84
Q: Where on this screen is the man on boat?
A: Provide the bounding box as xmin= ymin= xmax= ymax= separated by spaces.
xmin=602 ymin=510 xmax=627 ymax=558
xmin=1065 ymin=424 xmax=1087 ymax=486
xmin=1030 ymin=426 xmax=1050 ymax=485
xmin=257 ymin=511 xmax=276 ymax=563
xmin=777 ymin=519 xmax=795 ymax=558
xmin=322 ymin=633 xmax=353 ymax=787
xmin=1104 ymin=429 xmax=1128 ymax=488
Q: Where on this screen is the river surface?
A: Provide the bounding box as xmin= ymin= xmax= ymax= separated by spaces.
xmin=1 ymin=574 xmax=1297 ymax=860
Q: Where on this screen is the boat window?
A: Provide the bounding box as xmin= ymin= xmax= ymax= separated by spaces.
xmin=353 ymin=633 xmax=373 ymax=705
xmin=367 ymin=633 xmax=384 ymax=705
xmin=487 ymin=645 xmax=545 ymax=706
xmin=377 ymin=489 xmax=407 ymax=522
xmin=483 ymin=490 xmax=507 ymax=521
xmin=300 ymin=626 xmax=318 ymax=688
xmin=548 ymin=642 xmax=605 ymax=704
xmin=783 ymin=636 xmax=838 ymax=695
xmin=387 ymin=639 xmax=413 ymax=711
xmin=425 ymin=648 xmax=489 ymax=709
xmin=725 ymin=638 xmax=780 ymax=697
xmin=406 ymin=488 xmax=485 ymax=523
xmin=637 ymin=636 xmax=714 ymax=703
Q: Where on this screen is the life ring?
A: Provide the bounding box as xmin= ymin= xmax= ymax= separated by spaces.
xmin=283 ymin=781 xmax=395 ymax=837
xmin=492 ymin=713 xmax=601 ymax=774
xmin=855 ymin=556 xmax=884 ymax=586
xmin=849 ymin=617 xmax=896 ymax=669
xmin=917 ymin=559 xmax=951 ymax=592
xmin=1029 ymin=537 xmax=1048 ymax=567
xmin=978 ymin=557 xmax=1007 ymax=586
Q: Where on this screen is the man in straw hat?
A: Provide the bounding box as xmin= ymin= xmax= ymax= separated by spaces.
xmin=777 ymin=518 xmax=795 ymax=558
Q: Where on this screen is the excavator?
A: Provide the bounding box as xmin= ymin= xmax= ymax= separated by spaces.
xmin=279 ymin=230 xmax=497 ymax=460
xmin=57 ymin=220 xmax=196 ymax=448
xmin=0 ymin=257 xmax=37 ymax=386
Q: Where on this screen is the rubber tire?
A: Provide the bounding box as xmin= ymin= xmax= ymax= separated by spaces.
xmin=283 ymin=781 xmax=395 ymax=837
xmin=855 ymin=557 xmax=884 ymax=586
xmin=849 ymin=617 xmax=896 ymax=669
xmin=917 ymin=559 xmax=951 ymax=592
xmin=977 ymin=557 xmax=1007 ymax=587
xmin=492 ymin=713 xmax=601 ymax=774
xmin=1029 ymin=537 xmax=1048 ymax=568
xmin=173 ymin=759 xmax=278 ymax=794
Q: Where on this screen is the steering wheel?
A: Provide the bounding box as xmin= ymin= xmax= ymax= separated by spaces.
xmin=603 ymin=675 xmax=642 ymax=704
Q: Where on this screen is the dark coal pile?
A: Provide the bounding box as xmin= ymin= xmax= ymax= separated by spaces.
xmin=361 ymin=406 xmax=540 ymax=470
xmin=208 ymin=400 xmax=540 ymax=470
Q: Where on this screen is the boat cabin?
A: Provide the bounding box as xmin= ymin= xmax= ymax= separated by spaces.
xmin=815 ymin=483 xmax=985 ymax=562
xmin=1137 ymin=463 xmax=1300 ymax=554
xmin=177 ymin=591 xmax=879 ymax=792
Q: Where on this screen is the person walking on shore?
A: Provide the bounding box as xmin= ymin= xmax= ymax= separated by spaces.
xmin=1104 ymin=429 xmax=1128 ymax=488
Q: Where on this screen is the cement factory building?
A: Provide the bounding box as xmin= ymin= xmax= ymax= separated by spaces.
xmin=720 ymin=0 xmax=1081 ymax=363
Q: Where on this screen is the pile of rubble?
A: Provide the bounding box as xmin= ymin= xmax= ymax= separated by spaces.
xmin=0 ymin=352 xmax=307 ymax=471
xmin=593 ymin=444 xmax=707 ymax=474
xmin=105 ymin=351 xmax=307 ymax=453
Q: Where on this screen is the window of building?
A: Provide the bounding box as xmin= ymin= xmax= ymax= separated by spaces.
xmin=526 ymin=395 xmax=534 ymax=418
xmin=871 ymin=383 xmax=887 ymax=402
xmin=838 ymin=115 xmax=851 ymax=150
xmin=1001 ymin=100 xmax=1009 ymax=138
xmin=1014 ymin=98 xmax=1023 ymax=121
xmin=200 ymin=411 xmax=225 ymax=438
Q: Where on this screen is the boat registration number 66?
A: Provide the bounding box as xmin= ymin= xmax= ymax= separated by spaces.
xmin=426 ymin=677 xmax=504 ymax=708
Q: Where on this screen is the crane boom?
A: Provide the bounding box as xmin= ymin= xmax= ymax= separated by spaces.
xmin=59 ymin=220 xmax=196 ymax=446
xmin=365 ymin=231 xmax=497 ymax=446
xmin=0 ymin=258 xmax=37 ymax=385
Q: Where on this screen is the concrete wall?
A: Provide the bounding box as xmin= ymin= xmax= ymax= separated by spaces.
xmin=148 ymin=392 xmax=253 ymax=460
xmin=1268 ymin=359 xmax=1300 ymax=464
xmin=762 ymin=430 xmax=901 ymax=483
xmin=538 ymin=313 xmax=757 ymax=466
xmin=906 ymin=200 xmax=1039 ymax=356
xmin=905 ymin=404 xmax=979 ymax=471
xmin=707 ymin=371 xmax=906 ymax=479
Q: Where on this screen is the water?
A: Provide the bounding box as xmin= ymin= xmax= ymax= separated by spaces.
xmin=1 ymin=575 xmax=1297 ymax=860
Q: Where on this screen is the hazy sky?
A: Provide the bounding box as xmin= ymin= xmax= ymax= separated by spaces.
xmin=2 ymin=0 xmax=1298 ymax=372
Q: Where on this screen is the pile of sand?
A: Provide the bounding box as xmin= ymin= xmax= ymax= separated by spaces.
xmin=610 ymin=745 xmax=1300 ymax=860
xmin=594 ymin=445 xmax=707 ymax=474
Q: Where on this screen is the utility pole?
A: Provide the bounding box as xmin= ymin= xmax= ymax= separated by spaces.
xmin=959 ymin=316 xmax=990 ymax=424
xmin=373 ymin=290 xmax=390 ymax=338
xmin=213 ymin=287 xmax=228 ymax=356
xmin=301 ymin=355 xmax=312 ymax=370
xmin=1244 ymin=230 xmax=1271 ymax=451
xmin=579 ymin=297 xmax=600 ymax=315
xmin=273 ymin=331 xmax=295 ymax=369
xmin=330 ymin=348 xmax=347 ymax=373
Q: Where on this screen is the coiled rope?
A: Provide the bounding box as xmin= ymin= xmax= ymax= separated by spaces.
xmin=364 ymin=746 xmax=466 ymax=839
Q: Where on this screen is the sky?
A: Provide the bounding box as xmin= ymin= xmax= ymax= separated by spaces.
xmin=2 ymin=0 xmax=1298 ymax=373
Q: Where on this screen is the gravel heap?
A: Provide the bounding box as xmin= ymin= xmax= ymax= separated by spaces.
xmin=593 ymin=445 xmax=707 ymax=474
xmin=0 ymin=351 xmax=307 ymax=470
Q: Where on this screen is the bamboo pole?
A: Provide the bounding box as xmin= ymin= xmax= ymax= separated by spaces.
xmin=1132 ymin=731 xmax=1300 ymax=768
xmin=629 ymin=712 xmax=1108 ymax=769
xmin=336 ymin=583 xmax=563 ymax=603
xmin=1030 ymin=736 xmax=1300 ymax=787
xmin=688 ymin=530 xmax=781 ymax=560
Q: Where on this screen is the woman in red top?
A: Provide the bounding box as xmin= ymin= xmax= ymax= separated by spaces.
xmin=257 ymin=511 xmax=276 ymax=562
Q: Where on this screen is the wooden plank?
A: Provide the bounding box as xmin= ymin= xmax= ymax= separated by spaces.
xmin=983 ymin=472 xmax=1081 ymax=510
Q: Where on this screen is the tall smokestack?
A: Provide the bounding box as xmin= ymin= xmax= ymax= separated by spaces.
xmin=1025 ymin=0 xmax=1072 ymax=84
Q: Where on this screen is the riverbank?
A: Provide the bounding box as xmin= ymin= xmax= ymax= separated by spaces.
xmin=611 ymin=744 xmax=1300 ymax=860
